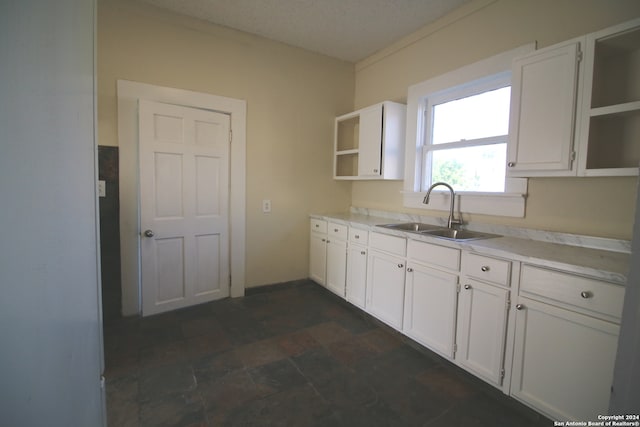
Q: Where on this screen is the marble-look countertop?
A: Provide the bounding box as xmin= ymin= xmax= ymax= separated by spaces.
xmin=310 ymin=211 xmax=630 ymax=286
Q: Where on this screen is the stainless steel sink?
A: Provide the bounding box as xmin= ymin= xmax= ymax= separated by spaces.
xmin=377 ymin=223 xmax=443 ymax=232
xmin=420 ymin=228 xmax=499 ymax=241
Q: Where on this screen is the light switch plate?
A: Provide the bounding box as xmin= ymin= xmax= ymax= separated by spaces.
xmin=98 ymin=180 xmax=106 ymax=198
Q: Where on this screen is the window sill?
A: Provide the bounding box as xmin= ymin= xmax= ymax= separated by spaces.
xmin=402 ymin=191 xmax=526 ymax=218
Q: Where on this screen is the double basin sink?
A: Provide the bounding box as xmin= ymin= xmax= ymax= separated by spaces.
xmin=377 ymin=222 xmax=499 ymax=241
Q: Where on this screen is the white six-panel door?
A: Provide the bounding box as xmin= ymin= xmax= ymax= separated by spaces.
xmin=139 ymin=100 xmax=230 ymax=316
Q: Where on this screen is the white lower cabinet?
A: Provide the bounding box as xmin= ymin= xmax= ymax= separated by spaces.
xmin=456 ymin=278 xmax=509 ymax=386
xmin=511 ymin=297 xmax=619 ymax=421
xmin=310 ymin=218 xmax=625 ymax=423
xmin=309 ymin=219 xmax=347 ymax=297
xmin=366 ymin=249 xmax=406 ymax=329
xmin=326 ymin=238 xmax=347 ymax=296
xmin=346 ymin=243 xmax=367 ymax=309
xmin=309 ymin=220 xmax=328 ymax=285
xmin=365 ymin=232 xmax=407 ymax=329
xmin=403 ymin=262 xmax=458 ymax=358
xmin=511 ymin=264 xmax=624 ymax=421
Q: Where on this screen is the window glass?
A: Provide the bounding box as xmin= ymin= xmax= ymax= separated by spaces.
xmin=432 ymin=86 xmax=511 ymax=145
xmin=429 ymin=144 xmax=506 ymax=192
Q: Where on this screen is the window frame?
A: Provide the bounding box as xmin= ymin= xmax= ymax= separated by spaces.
xmin=403 ymin=44 xmax=535 ymax=218
xmin=421 ymin=74 xmax=511 ymax=192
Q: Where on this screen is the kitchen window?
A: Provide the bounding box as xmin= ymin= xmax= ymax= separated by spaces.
xmin=403 ymin=45 xmax=534 ymax=217
xmin=422 ymin=79 xmax=510 ymax=192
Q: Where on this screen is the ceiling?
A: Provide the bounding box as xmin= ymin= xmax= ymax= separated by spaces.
xmin=140 ymin=0 xmax=472 ymax=62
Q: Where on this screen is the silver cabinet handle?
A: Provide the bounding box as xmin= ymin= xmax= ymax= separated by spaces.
xmin=397 ymin=263 xmax=404 ymax=268
xmin=581 ymin=291 xmax=593 ymax=299
xmin=144 ymin=229 xmax=154 ymax=237
xmin=464 ymin=284 xmax=471 ymax=290
xmin=515 ymin=304 xmax=524 ymax=310
xmin=407 ymin=267 xmax=413 ymax=272
xmin=373 ymin=169 xmax=378 ymax=173
xmin=508 ymin=162 xmax=515 ymax=167
xmin=481 ymin=266 xmax=490 ymax=272
xmin=360 ymin=251 xmax=366 ymax=255
xmin=355 ymin=235 xmax=360 ymax=239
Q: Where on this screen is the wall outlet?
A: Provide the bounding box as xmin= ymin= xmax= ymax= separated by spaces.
xmin=98 ymin=180 xmax=106 ymax=198
xmin=262 ymin=199 xmax=271 ymax=213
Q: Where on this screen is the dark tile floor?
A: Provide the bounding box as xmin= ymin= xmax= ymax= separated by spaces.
xmin=104 ymin=279 xmax=551 ymax=427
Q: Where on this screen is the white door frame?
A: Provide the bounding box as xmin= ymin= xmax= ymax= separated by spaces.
xmin=117 ymin=80 xmax=246 ymax=316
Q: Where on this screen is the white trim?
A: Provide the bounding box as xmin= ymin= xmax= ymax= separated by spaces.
xmin=403 ymin=191 xmax=526 ymax=218
xmin=404 ymin=44 xmax=535 ymax=217
xmin=117 ymin=80 xmax=246 ymax=316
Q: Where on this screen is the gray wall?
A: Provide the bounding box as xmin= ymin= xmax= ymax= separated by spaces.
xmin=610 ymin=180 xmax=640 ymax=413
xmin=0 ymin=0 xmax=104 ymax=425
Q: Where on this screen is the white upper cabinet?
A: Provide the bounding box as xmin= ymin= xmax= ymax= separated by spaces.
xmin=577 ymin=18 xmax=640 ymax=177
xmin=507 ymin=39 xmax=583 ymax=177
xmin=508 ymin=18 xmax=640 ymax=178
xmin=334 ymin=101 xmax=406 ymax=180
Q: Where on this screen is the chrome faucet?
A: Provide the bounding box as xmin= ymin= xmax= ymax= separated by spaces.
xmin=423 ymin=182 xmax=462 ymax=229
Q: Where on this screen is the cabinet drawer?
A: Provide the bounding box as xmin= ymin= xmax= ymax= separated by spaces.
xmin=462 ymin=252 xmax=511 ymax=287
xmin=349 ymin=228 xmax=369 ymax=245
xmin=408 ymin=240 xmax=460 ymax=271
xmin=328 ymin=222 xmax=348 ymax=240
xmin=520 ymin=264 xmax=625 ymax=321
xmin=369 ymin=232 xmax=406 ymax=257
xmin=310 ymin=219 xmax=327 ymax=234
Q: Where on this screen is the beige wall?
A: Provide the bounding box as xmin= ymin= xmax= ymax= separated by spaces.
xmin=353 ymin=0 xmax=640 ymax=240
xmin=98 ymin=0 xmax=354 ymax=287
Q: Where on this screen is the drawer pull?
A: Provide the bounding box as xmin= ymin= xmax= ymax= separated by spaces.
xmin=360 ymin=251 xmax=366 ymax=255
xmin=407 ymin=267 xmax=413 ymax=272
xmin=481 ymin=266 xmax=490 ymax=272
xmin=334 ymin=228 xmax=338 ymax=232
xmin=464 ymin=284 xmax=471 ymax=290
xmin=516 ymin=304 xmax=524 ymax=310
xmin=580 ymin=291 xmax=593 ymax=299
xmin=398 ymin=263 xmax=404 ymax=268
xmin=355 ymin=235 xmax=360 ymax=239
xmin=315 ymin=224 xmax=319 ymax=228
xmin=321 ymin=238 xmax=326 ymax=242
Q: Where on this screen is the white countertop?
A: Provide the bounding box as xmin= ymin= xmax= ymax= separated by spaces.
xmin=310 ymin=212 xmax=630 ymax=286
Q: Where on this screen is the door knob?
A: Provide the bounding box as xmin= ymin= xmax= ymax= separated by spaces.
xmin=143 ymin=229 xmax=154 ymax=237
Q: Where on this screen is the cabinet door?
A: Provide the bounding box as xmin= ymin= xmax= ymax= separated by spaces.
xmin=403 ymin=263 xmax=458 ymax=358
xmin=358 ymin=104 xmax=383 ymax=177
xmin=346 ymin=244 xmax=367 ymax=309
xmin=456 ymin=279 xmax=509 ymax=386
xmin=508 ymin=41 xmax=581 ymax=176
xmin=366 ymin=249 xmax=406 ymax=329
xmin=511 ymin=297 xmax=619 ymax=421
xmin=309 ymin=232 xmax=326 ymax=285
xmin=326 ymin=238 xmax=347 ymax=297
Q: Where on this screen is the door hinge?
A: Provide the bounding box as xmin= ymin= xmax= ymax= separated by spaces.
xmin=571 ymin=151 xmax=576 ymax=161
xmin=577 ymin=50 xmax=583 ymax=63
xmin=229 ymin=129 xmax=233 ymax=143
xmin=506 ymin=298 xmax=511 ymax=310
xmin=453 ymin=343 xmax=457 ymax=354
xmin=500 ymin=368 xmax=505 ymax=379
xmin=456 ymin=283 xmax=461 ymax=293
